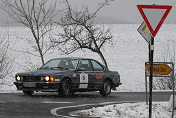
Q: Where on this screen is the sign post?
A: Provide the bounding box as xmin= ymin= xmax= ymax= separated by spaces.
xmin=149 ymin=36 xmax=154 ymax=118
xmin=137 ymin=4 xmax=172 ymax=118
xmin=171 ymin=64 xmax=175 ymax=118
xmin=145 ymin=62 xmax=174 ymax=118
xmin=138 ymin=21 xmax=152 ymax=105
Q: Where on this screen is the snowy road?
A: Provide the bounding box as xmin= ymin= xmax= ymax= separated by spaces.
xmin=0 ymin=91 xmax=173 ymax=118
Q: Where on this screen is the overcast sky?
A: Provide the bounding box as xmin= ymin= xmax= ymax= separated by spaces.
xmin=67 ymin=0 xmax=176 ymax=24
xmin=0 ymin=0 xmax=175 ymax=26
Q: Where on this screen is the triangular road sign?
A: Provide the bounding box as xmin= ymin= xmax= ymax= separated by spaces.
xmin=137 ymin=5 xmax=172 ymax=37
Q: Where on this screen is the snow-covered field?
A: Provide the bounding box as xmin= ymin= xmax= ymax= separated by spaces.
xmin=0 ymin=24 xmax=175 ymax=118
xmin=75 ymin=102 xmax=172 ymax=118
xmin=0 ymin=24 xmax=176 ymax=92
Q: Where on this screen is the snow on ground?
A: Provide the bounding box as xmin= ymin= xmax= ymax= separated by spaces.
xmin=0 ymin=24 xmax=176 ymax=92
xmin=76 ymin=102 xmax=172 ymax=118
xmin=0 ymin=85 xmax=18 ymax=93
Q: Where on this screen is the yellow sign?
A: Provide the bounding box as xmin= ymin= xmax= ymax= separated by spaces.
xmin=146 ymin=64 xmax=172 ymax=75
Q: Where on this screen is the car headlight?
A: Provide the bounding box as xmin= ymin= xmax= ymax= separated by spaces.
xmin=16 ymin=76 xmax=21 ymax=81
xmin=44 ymin=76 xmax=50 ymax=81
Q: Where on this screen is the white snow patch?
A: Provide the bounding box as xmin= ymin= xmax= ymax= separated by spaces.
xmin=77 ymin=102 xmax=172 ymax=118
xmin=0 ymin=84 xmax=19 ymax=93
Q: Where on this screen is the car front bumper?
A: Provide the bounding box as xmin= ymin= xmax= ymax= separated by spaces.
xmin=14 ymin=82 xmax=60 ymax=92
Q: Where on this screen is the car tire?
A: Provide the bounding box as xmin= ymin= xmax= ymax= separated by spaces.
xmin=70 ymin=91 xmax=76 ymax=96
xmin=23 ymin=91 xmax=34 ymax=96
xmin=99 ymin=80 xmax=111 ymax=97
xmin=59 ymin=79 xmax=71 ymax=96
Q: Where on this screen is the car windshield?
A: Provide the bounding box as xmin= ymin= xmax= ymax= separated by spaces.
xmin=40 ymin=58 xmax=78 ymax=70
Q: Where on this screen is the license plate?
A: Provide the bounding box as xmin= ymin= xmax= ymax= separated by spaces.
xmin=23 ymin=82 xmax=36 ymax=87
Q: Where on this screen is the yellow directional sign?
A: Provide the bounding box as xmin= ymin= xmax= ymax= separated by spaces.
xmin=146 ymin=64 xmax=172 ymax=75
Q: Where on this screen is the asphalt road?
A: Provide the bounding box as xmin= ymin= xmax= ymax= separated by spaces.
xmin=0 ymin=91 xmax=173 ymax=118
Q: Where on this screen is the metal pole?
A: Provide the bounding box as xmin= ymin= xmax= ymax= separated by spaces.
xmin=172 ymin=63 xmax=175 ymax=118
xmin=149 ymin=36 xmax=154 ymax=118
xmin=145 ymin=63 xmax=148 ymax=105
xmin=149 ymin=39 xmax=151 ymax=61
xmin=145 ymin=42 xmax=151 ymax=105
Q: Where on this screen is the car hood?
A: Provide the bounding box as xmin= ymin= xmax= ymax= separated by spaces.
xmin=16 ymin=69 xmax=68 ymax=76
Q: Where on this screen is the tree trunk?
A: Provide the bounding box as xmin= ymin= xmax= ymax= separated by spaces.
xmin=31 ymin=28 xmax=45 ymax=65
xmin=39 ymin=50 xmax=44 ymax=65
xmin=97 ymin=51 xmax=108 ymax=69
xmin=38 ymin=48 xmax=44 ymax=65
xmin=36 ymin=41 xmax=44 ymax=65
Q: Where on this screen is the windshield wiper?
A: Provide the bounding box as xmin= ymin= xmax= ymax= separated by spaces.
xmin=40 ymin=66 xmax=50 ymax=69
xmin=52 ymin=66 xmax=64 ymax=69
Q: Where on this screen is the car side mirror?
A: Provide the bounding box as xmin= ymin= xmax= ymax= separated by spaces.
xmin=77 ymin=68 xmax=85 ymax=71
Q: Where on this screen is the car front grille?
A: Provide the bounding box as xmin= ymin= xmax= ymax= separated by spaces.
xmin=22 ymin=76 xmax=41 ymax=82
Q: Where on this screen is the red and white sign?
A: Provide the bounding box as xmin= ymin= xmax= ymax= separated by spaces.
xmin=137 ymin=5 xmax=172 ymax=37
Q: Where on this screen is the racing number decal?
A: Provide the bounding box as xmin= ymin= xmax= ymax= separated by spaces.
xmin=96 ymin=74 xmax=103 ymax=79
xmin=79 ymin=72 xmax=88 ymax=88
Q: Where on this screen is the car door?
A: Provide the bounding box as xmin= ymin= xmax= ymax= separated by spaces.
xmin=90 ymin=60 xmax=105 ymax=88
xmin=76 ymin=59 xmax=94 ymax=89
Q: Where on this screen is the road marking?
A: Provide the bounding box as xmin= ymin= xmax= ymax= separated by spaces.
xmin=50 ymin=104 xmax=95 ymax=118
xmin=42 ymin=101 xmax=74 ymax=104
xmin=50 ymin=102 xmax=128 ymax=117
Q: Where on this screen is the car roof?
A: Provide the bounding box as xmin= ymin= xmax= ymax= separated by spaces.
xmin=47 ymin=57 xmax=106 ymax=69
xmin=51 ymin=57 xmax=94 ymax=60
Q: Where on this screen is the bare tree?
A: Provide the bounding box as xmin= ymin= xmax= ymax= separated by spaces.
xmin=52 ymin=0 xmax=113 ymax=68
xmin=1 ymin=0 xmax=56 ymax=65
xmin=0 ymin=30 xmax=13 ymax=80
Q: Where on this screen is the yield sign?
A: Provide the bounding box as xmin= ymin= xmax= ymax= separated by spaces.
xmin=137 ymin=5 xmax=172 ymax=37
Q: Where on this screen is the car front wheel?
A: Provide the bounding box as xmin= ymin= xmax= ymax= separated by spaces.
xmin=59 ymin=79 xmax=71 ymax=96
xmin=23 ymin=91 xmax=34 ymax=96
xmin=99 ymin=80 xmax=111 ymax=97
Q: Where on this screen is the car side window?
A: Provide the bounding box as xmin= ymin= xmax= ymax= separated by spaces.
xmin=91 ymin=60 xmax=104 ymax=71
xmin=70 ymin=60 xmax=78 ymax=69
xmin=78 ymin=59 xmax=92 ymax=71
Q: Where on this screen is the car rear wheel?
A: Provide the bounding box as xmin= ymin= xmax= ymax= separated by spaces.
xmin=59 ymin=79 xmax=71 ymax=96
xmin=23 ymin=91 xmax=34 ymax=96
xmin=99 ymin=80 xmax=111 ymax=97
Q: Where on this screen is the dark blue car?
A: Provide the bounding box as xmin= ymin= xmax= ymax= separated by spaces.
xmin=14 ymin=57 xmax=121 ymax=96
